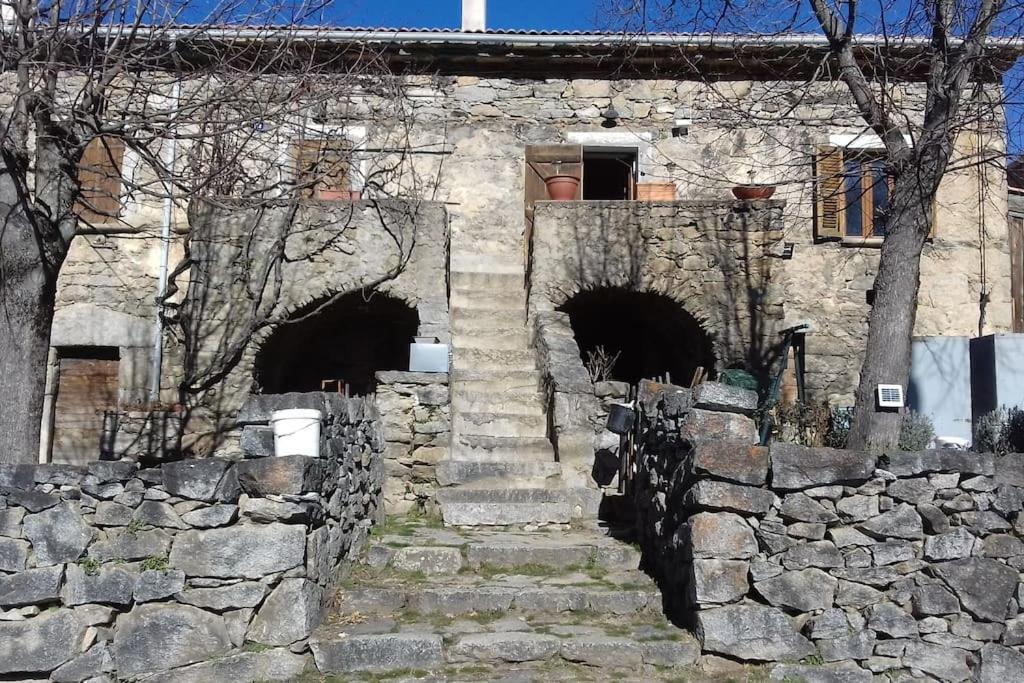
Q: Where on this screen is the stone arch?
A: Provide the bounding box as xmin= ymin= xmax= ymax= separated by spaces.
xmin=253 ymin=289 xmax=419 ymax=396
xmin=557 ymin=286 xmax=716 ymax=385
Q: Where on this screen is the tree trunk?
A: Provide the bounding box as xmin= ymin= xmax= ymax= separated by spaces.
xmin=846 ymin=177 xmax=931 ymax=452
xmin=0 ymin=198 xmax=60 ymax=464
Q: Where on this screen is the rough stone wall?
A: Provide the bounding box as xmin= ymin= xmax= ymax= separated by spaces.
xmin=183 ymin=199 xmax=448 ymax=439
xmin=633 ymin=387 xmax=1024 ymax=681
xmin=374 ymin=371 xmax=451 ymax=514
xmin=0 ymin=395 xmax=383 ymax=680
xmin=530 ymin=201 xmax=786 ymax=374
xmin=48 ymin=73 xmax=1013 ymax=419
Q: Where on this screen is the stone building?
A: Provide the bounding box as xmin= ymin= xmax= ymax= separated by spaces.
xmin=41 ymin=20 xmax=1021 ymax=517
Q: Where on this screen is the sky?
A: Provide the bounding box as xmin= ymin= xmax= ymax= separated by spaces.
xmin=333 ymin=1 xmax=604 ymax=31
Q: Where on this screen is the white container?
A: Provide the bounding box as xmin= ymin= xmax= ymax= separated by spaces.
xmin=409 ymin=342 xmax=450 ymax=373
xmin=270 ymin=409 xmax=322 ymax=457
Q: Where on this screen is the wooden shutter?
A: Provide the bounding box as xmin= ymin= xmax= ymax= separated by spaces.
xmin=295 ymin=139 xmax=351 ymax=199
xmin=51 ymin=350 xmax=119 ymax=465
xmin=76 ymin=137 xmax=125 ymax=223
xmin=1010 ymin=213 xmax=1024 ymax=333
xmin=814 ymin=145 xmax=844 ymax=240
xmin=524 ymin=144 xmax=583 ymax=265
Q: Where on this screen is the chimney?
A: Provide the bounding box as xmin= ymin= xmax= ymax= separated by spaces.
xmin=461 ymin=0 xmax=486 ymax=32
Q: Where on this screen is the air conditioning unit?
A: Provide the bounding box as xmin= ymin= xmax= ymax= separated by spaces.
xmin=877 ymin=384 xmax=905 ymax=409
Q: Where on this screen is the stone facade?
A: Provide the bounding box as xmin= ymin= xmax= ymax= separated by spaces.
xmin=633 ymin=383 xmax=1024 ymax=680
xmin=43 ymin=48 xmax=1014 ymax=459
xmin=0 ymin=394 xmax=382 ymax=680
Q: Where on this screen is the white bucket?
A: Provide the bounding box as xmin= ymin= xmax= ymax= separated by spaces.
xmin=270 ymin=409 xmax=323 ymax=457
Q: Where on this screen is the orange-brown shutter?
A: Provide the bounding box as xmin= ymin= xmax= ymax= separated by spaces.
xmin=294 ymin=139 xmax=351 ymax=198
xmin=76 ymin=136 xmax=125 ymax=223
xmin=51 ymin=352 xmax=119 ymax=465
xmin=814 ymin=145 xmax=844 ymax=240
xmin=1010 ymin=213 xmax=1024 ymax=332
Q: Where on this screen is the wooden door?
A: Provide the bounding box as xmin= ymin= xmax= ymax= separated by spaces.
xmin=51 ymin=349 xmax=120 ymax=465
xmin=524 ymin=144 xmax=583 ymax=274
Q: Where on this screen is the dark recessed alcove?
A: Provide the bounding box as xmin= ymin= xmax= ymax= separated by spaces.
xmin=559 ymin=287 xmax=715 ymax=385
xmin=255 ymin=290 xmax=418 ymax=396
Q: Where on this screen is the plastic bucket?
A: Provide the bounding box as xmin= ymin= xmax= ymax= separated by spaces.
xmin=606 ymin=403 xmax=636 ymax=435
xmin=270 ymin=409 xmax=323 ymax=457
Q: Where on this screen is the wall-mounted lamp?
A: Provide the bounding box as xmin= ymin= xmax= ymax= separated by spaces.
xmin=601 ymin=105 xmax=620 ymax=128
xmin=672 ymin=106 xmax=693 ymax=137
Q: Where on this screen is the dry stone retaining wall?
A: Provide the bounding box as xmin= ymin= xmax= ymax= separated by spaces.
xmin=634 ymin=384 xmax=1024 ymax=682
xmin=0 ymin=395 xmax=383 ymax=681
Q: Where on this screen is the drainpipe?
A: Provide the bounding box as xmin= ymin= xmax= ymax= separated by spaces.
xmin=149 ymin=79 xmax=179 ymax=403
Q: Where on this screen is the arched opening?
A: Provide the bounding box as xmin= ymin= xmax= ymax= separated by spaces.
xmin=255 ymin=290 xmax=418 ymax=396
xmin=558 ymin=288 xmax=715 ymax=386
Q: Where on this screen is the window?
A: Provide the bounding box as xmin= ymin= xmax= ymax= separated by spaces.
xmin=293 ymin=139 xmax=355 ymax=199
xmin=76 ymin=136 xmax=125 ymax=223
xmin=815 ymin=142 xmax=935 ymax=243
xmin=843 ymin=152 xmax=890 ymax=238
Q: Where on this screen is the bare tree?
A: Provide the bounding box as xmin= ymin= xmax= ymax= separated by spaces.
xmin=606 ymin=0 xmax=1022 ymax=450
xmin=0 ymin=0 xmax=421 ymax=462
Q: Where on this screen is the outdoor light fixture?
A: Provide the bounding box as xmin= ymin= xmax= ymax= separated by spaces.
xmin=672 ymin=106 xmax=693 ymax=137
xmin=601 ymin=105 xmax=620 ymax=128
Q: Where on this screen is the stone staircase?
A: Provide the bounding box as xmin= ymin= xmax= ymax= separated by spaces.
xmin=436 ymin=256 xmax=596 ymax=526
xmin=308 ymin=518 xmax=706 ymax=680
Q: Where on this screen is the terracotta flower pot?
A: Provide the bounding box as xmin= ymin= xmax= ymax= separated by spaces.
xmin=545 ymin=175 xmax=580 ymax=200
xmin=731 ymin=184 xmax=776 ymax=200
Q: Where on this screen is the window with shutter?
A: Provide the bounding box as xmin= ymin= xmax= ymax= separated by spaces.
xmin=76 ymin=137 xmax=125 ymax=224
xmin=816 ymin=143 xmax=936 ymax=243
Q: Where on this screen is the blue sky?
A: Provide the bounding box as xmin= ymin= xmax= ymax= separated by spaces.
xmin=333 ymin=1 xmax=602 ymax=31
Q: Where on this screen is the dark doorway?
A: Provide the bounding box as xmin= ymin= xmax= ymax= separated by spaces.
xmin=582 ymin=148 xmax=636 ymax=200
xmin=559 ymin=288 xmax=715 ymax=385
xmin=255 ymin=290 xmax=418 ymax=395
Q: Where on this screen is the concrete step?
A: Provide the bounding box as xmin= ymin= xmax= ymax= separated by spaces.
xmin=449 ymin=254 xmax=522 ymax=273
xmin=452 ymin=348 xmax=537 ymax=372
xmin=436 ymin=460 xmax=562 ymax=487
xmin=436 ymin=487 xmax=603 ymax=526
xmin=451 ymin=435 xmax=555 ymax=461
xmin=453 ymin=411 xmax=548 ymax=438
xmin=450 ymin=371 xmax=541 ymax=397
xmin=451 ymin=392 xmax=545 ymax=416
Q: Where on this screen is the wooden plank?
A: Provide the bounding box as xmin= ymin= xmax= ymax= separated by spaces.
xmin=524 ymin=144 xmax=583 ymax=164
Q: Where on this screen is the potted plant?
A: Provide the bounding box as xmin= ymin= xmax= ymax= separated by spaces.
xmin=544 ymin=161 xmax=580 ymax=200
xmin=732 ymin=168 xmax=776 ymax=200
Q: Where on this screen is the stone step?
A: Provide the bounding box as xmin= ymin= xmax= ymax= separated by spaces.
xmin=452 ymin=348 xmax=537 ymax=372
xmin=433 ymin=487 xmax=605 ymax=525
xmin=451 ymin=331 xmax=531 ymax=350
xmin=450 ymin=288 xmax=526 ymax=309
xmin=436 ymin=460 xmax=562 ymax=487
xmin=450 ymin=270 xmax=524 ymax=291
xmin=451 ymin=435 xmax=555 ymax=461
xmin=450 ymin=314 xmax=528 ymax=335
xmin=450 ymin=368 xmax=540 ymax=391
xmin=453 ymin=411 xmax=547 ymax=438
xmin=336 ymin=583 xmax=661 ymax=618
xmin=451 ymin=392 xmax=545 ymax=417
xmin=450 ymin=306 xmax=525 ymax=328
xmin=310 ymin=625 xmax=699 ymax=676
xmin=449 ymin=254 xmax=523 ymax=273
